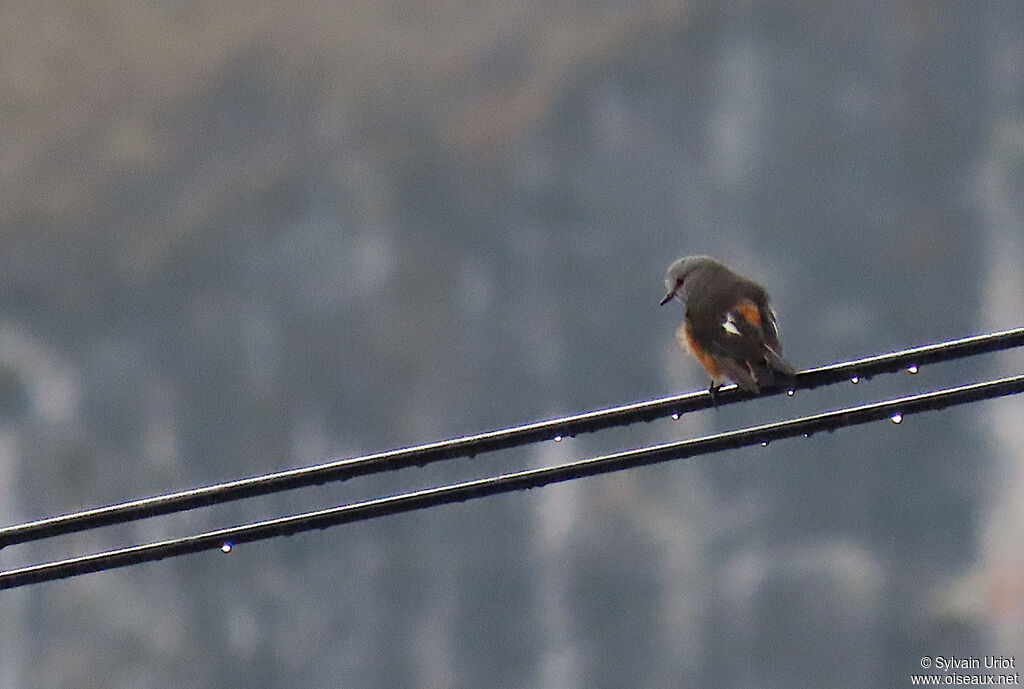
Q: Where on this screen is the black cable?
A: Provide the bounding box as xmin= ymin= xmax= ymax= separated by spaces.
xmin=2 ymin=374 xmax=1022 ymax=590
xmin=1 ymin=326 xmax=1022 ymax=550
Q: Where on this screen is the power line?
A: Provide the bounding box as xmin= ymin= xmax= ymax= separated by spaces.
xmin=1 ymin=326 xmax=1023 ymax=550
xmin=2 ymin=374 xmax=1022 ymax=590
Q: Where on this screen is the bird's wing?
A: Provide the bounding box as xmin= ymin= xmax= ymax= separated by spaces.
xmin=702 ymin=299 xmax=769 ymax=362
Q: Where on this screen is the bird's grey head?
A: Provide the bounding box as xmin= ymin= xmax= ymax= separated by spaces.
xmin=659 ymin=255 xmax=721 ymax=306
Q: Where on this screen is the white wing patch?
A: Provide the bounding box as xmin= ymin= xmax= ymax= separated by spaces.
xmin=722 ymin=312 xmax=742 ymax=336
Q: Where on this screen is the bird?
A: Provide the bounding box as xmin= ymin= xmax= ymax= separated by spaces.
xmin=660 ymin=255 xmax=796 ymax=399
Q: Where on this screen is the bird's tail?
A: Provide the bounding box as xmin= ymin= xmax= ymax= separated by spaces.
xmin=765 ymin=344 xmax=796 ymax=377
xmin=754 ymin=345 xmax=797 ymax=389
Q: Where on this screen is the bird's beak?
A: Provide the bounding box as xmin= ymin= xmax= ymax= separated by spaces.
xmin=659 ymin=291 xmax=675 ymax=306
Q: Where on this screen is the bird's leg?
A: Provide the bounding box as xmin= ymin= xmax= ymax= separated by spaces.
xmin=708 ymin=383 xmax=720 ymax=408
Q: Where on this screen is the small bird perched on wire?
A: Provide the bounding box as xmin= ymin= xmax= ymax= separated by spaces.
xmin=660 ymin=255 xmax=796 ymax=398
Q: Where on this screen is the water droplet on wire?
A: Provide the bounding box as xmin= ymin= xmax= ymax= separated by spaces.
xmin=786 ymin=389 xmax=795 ymax=397
xmin=670 ymin=411 xmax=680 ymax=420
xmin=890 ymin=412 xmax=903 ymax=425
xmin=553 ymin=435 xmax=563 ymax=442
xmin=221 ymin=541 xmax=234 ymax=553
xmin=850 ymin=375 xmax=860 ymax=384
xmin=906 ymin=364 xmax=919 ymax=374
xmin=760 ymin=441 xmax=769 ymax=447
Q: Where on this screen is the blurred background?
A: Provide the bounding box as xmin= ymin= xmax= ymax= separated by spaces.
xmin=1 ymin=1 xmax=1023 ymax=687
